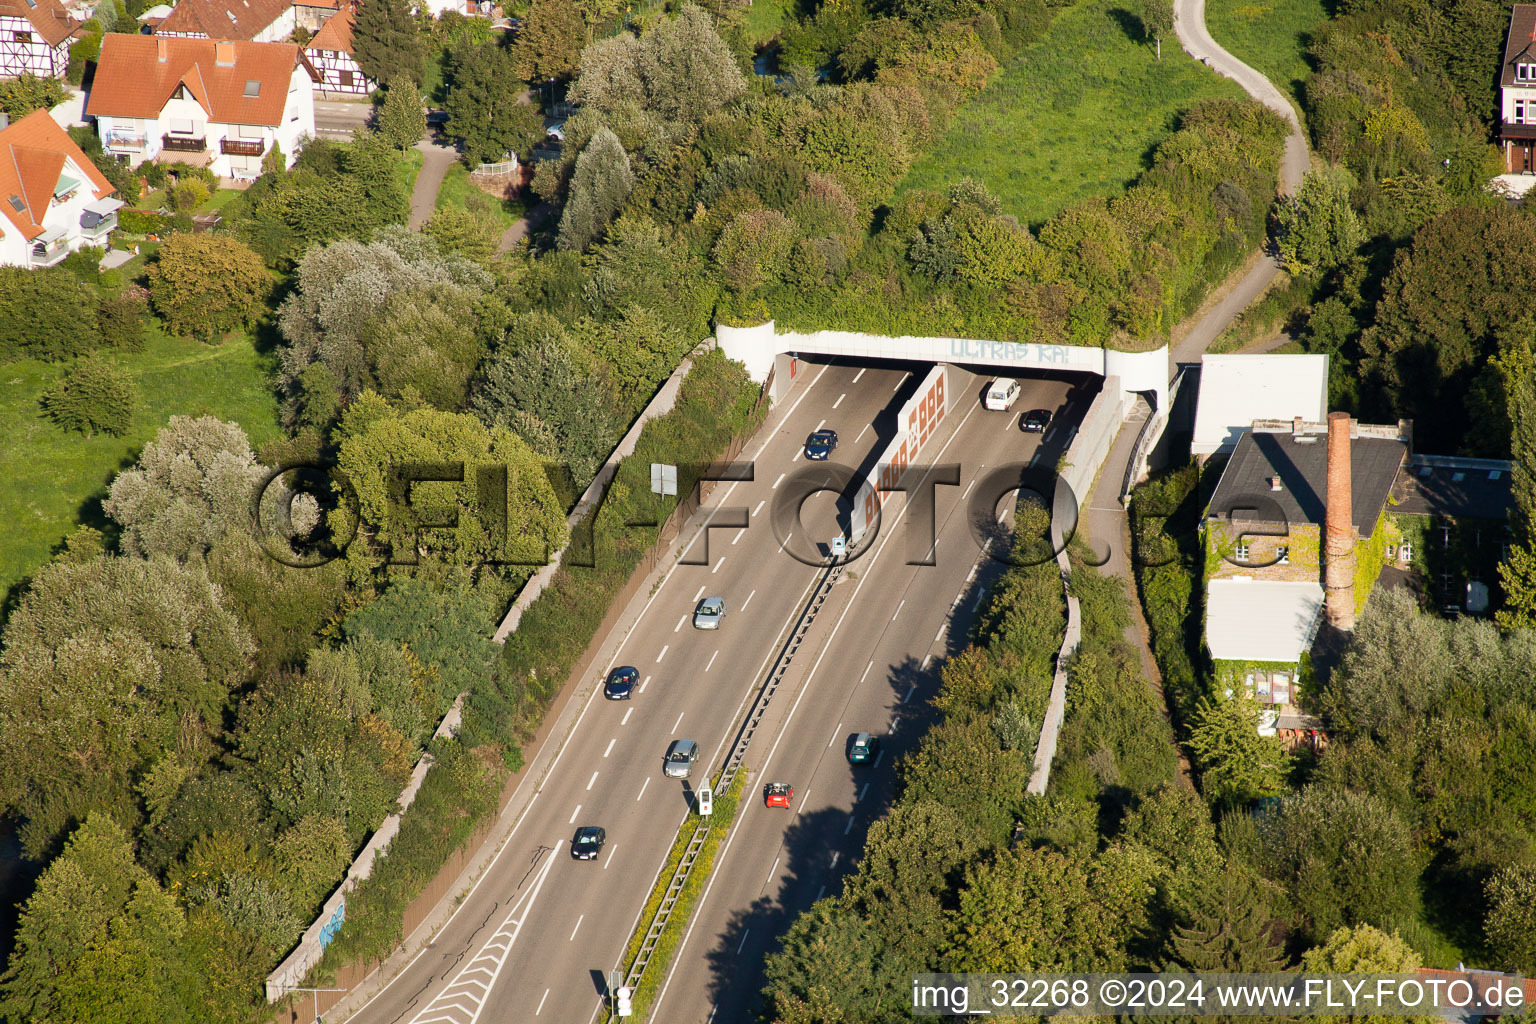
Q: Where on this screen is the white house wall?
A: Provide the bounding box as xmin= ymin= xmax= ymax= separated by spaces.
xmin=0 ymin=14 xmax=72 ymax=77
xmin=0 ymin=156 xmax=117 ymax=267
xmin=0 ymin=217 xmax=26 ymax=266
xmin=305 ymin=47 xmax=373 ymax=94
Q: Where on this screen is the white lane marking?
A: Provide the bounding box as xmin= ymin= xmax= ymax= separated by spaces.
xmin=892 ymin=599 xmax=905 ymax=620
xmin=765 ymin=856 xmax=780 ymax=889
xmin=674 ymin=615 xmax=686 ymax=633
xmin=852 ymin=367 xmax=866 ymax=383
xmin=656 ymin=645 xmax=669 ymax=663
xmin=742 ymin=589 xmax=756 ymax=610
xmin=402 ymin=850 xmax=558 ymax=1024
xmin=603 ymin=845 xmax=616 ymax=869
xmin=570 ymin=915 xmax=583 ymax=941
xmin=672 ymin=711 xmax=685 ymax=731
xmin=621 ymin=707 xmax=633 ymax=725
xmin=833 ymin=393 xmax=846 ymax=409
xmin=706 ymin=651 xmax=718 ymax=672
xmin=732 ymin=528 xmax=744 ymax=545
xmin=923 ymin=654 xmax=933 ymax=670
xmin=1042 ymin=427 xmax=1055 ymax=443
xmin=903 ymin=684 xmax=916 ymax=703
xmin=753 ymin=500 xmax=765 ymax=516
xmin=536 ymin=989 xmax=549 ymax=1015
xmin=360 ymin=364 xmax=839 ymax=1024
xmin=860 ymin=660 xmax=873 ymax=682
xmin=712 ymin=556 xmax=727 ymax=575
xmin=874 ymin=750 xmax=884 ymax=768
xmin=568 ymin=805 xmax=580 ymax=823
xmin=815 ymin=418 xmax=825 ymax=431
xmin=961 ymin=477 xmax=976 ymax=499
xmin=647 ymin=386 xmax=985 ymax=1021
xmin=603 ymin=738 xmax=615 ymax=758
xmin=828 ymin=722 xmax=844 ymax=748
xmin=639 ymin=675 xmax=651 ymax=693
xmin=857 ymin=783 xmax=869 ymax=803
xmin=966 ymin=565 xmax=977 ymax=581
xmin=890 ymin=719 xmax=900 ymax=735
xmin=934 ymin=626 xmax=946 ymax=644
xmin=830 ymin=852 xmax=839 ymax=869
xmin=587 ymin=772 xmax=598 ymax=791
xmin=791 ymin=448 xmax=801 ymax=463
xmin=637 ymin=778 xmax=649 ymax=801
xmin=971 ymin=589 xmax=985 ymax=612
xmin=736 ymin=928 xmax=752 ymax=955
xmin=815 ymin=885 xmax=825 ymax=901
xmin=773 ymin=473 xmax=785 ymax=489
xmin=844 ymin=816 xmax=855 ymax=835
xmin=855 ymin=424 xmax=869 ymax=444
xmin=693 ymin=585 xmax=706 ymax=601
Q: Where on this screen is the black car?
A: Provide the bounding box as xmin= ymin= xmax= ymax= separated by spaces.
xmin=570 ymin=825 xmax=605 ymax=860
xmin=805 ymin=428 xmax=838 ymax=460
xmin=603 ymin=666 xmax=638 ymax=700
xmin=1020 ymin=409 xmax=1052 ymax=433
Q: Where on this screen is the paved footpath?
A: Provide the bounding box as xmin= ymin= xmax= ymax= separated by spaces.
xmin=407 ymin=138 xmax=461 ymax=231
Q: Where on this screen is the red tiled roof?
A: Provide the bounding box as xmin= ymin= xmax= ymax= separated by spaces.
xmin=0 ymin=109 xmax=114 ymax=241
xmin=0 ymin=0 xmax=79 ymax=48
xmin=88 ymin=33 xmax=305 ymax=126
xmin=155 ymin=0 xmax=293 ymax=40
xmin=296 ymin=0 xmax=342 ymax=9
xmin=1502 ymin=5 xmax=1536 ymax=87
xmin=307 ymin=4 xmax=354 ymax=52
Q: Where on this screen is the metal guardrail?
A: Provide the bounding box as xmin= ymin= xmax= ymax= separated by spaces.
xmin=621 ymin=559 xmax=843 ymax=991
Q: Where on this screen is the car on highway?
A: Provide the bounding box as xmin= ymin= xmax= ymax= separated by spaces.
xmin=570 ymin=825 xmax=606 ymax=860
xmin=663 ymin=739 xmax=700 ymax=778
xmin=764 ymin=782 xmax=794 ymax=808
xmin=847 ymin=732 xmax=879 ymax=764
xmin=984 ymin=378 xmax=1021 ymax=411
xmin=692 ymin=597 xmax=725 ymax=629
xmin=603 ymin=666 xmax=638 ymax=700
xmin=804 ymin=428 xmax=838 ymax=460
xmin=1020 ymin=408 xmax=1051 ymax=433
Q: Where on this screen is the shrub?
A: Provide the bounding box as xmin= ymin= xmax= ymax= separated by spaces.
xmin=40 ymin=359 xmax=135 ymax=436
xmin=146 ymin=233 xmax=271 ymax=342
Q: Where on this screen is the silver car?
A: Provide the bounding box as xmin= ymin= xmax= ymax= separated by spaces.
xmin=664 ymin=739 xmax=700 ymax=778
xmin=692 ymin=597 xmax=725 ymax=630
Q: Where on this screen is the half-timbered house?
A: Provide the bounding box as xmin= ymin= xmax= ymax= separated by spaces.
xmin=0 ymin=0 xmax=78 ymax=79
xmin=304 ymin=4 xmax=372 ymax=96
xmin=154 ymin=0 xmax=294 ymax=42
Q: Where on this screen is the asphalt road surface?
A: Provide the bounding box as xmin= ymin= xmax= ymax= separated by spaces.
xmin=342 ymin=361 xmax=1090 ymax=1024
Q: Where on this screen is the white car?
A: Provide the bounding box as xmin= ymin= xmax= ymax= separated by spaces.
xmin=984 ymin=378 xmax=1021 ymax=411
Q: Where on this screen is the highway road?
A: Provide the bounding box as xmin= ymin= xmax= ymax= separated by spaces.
xmin=341 ymin=360 xmax=1092 ymax=1024
xmin=647 ymin=370 xmax=1089 ymax=1023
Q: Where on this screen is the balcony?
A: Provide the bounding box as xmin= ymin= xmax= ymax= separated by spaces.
xmin=80 ymin=211 xmax=118 ymax=240
xmin=30 ymin=234 xmax=69 ymax=267
xmin=105 ymin=132 xmax=145 ymax=150
xmin=220 ymin=137 xmax=266 ymax=157
xmin=161 ymin=134 xmax=207 ymax=153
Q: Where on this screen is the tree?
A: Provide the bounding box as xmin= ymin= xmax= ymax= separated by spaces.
xmin=1299 ymin=924 xmax=1437 ymax=1024
xmin=1139 ymin=0 xmax=1173 ymax=59
xmin=375 ymin=82 xmax=426 ymax=150
xmin=1187 ymin=692 xmax=1288 ymax=805
xmin=40 ymin=359 xmax=134 ymax=437
xmin=556 ymin=127 xmax=633 ymax=251
xmin=1274 ymin=167 xmax=1363 ymax=275
xmin=570 ymin=4 xmax=744 ymax=125
xmin=508 ymin=0 xmax=586 ymax=82
xmin=425 ymin=204 xmax=501 ymax=263
xmin=352 ymin=0 xmax=424 ymax=88
xmin=762 ymin=901 xmax=885 ymax=1023
xmin=146 ymin=234 xmax=270 ymax=342
xmin=1485 ymin=864 xmax=1536 ymax=974
xmin=1497 ymin=335 xmax=1536 ymax=631
xmin=712 ymin=208 xmax=798 ymax=292
xmin=0 ymin=266 xmax=103 ymax=362
xmin=444 ymin=41 xmax=542 ymax=165
xmin=1165 ymin=864 xmax=1289 ymax=973
xmin=472 ymin=338 xmax=620 ymax=482
xmin=0 ymin=555 xmax=254 ymax=857
xmin=0 ymin=74 xmax=66 ymax=120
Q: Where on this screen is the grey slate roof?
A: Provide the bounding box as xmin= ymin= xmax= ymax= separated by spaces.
xmin=1206 ymin=428 xmax=1407 ymax=538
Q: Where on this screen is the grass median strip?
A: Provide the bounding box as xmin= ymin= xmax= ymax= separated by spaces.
xmin=606 ymin=768 xmax=748 ymax=1021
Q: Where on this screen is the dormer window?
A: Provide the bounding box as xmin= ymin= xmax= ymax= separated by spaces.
xmin=1519 ymin=62 xmax=1536 ymax=82
xmin=173 ymin=85 xmax=187 ymax=99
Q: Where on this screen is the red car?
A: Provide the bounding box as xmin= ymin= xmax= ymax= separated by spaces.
xmin=764 ymin=782 xmax=793 ymax=809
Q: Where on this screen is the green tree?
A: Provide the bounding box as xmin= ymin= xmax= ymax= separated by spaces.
xmin=375 ymin=81 xmax=426 ymax=149
xmin=445 ymin=41 xmax=541 ymax=165
xmin=40 ymin=359 xmax=134 ymax=437
xmin=0 ymin=266 xmax=103 ymax=362
xmin=571 ymin=4 xmax=744 ymax=125
xmin=1274 ymin=167 xmax=1363 ymax=275
xmin=1497 ymin=335 xmax=1536 ymax=631
xmin=352 ymin=0 xmax=425 ymax=88
xmin=472 ymin=338 xmax=620 ymax=481
xmin=103 ymin=416 xmax=265 ymax=559
xmin=1165 ymin=864 xmax=1289 ymax=972
xmin=761 ymin=901 xmax=884 ymax=1023
xmin=1299 ymin=924 xmax=1436 ymax=1024
xmin=1485 ymin=864 xmax=1536 ymax=974
xmin=557 ymin=127 xmax=633 ymax=251
xmin=712 ymin=208 xmax=798 ymax=292
xmin=425 ymin=203 xmax=501 ymax=262
xmin=1139 ymin=0 xmax=1173 ymax=59
xmin=0 ymin=556 xmax=254 ymax=857
xmin=146 ymin=234 xmax=270 ymax=342
xmin=1187 ymin=692 xmax=1288 ymax=805
xmin=509 ymin=0 xmax=587 ymax=81
xmin=0 ymin=74 xmax=65 ymax=119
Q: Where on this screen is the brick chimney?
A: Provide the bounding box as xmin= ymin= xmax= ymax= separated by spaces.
xmin=1324 ymin=411 xmax=1356 ymax=630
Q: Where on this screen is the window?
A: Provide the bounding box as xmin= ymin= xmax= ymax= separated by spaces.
xmin=243 ymin=80 xmax=260 ymax=98
xmin=238 ymin=123 xmax=262 ymax=139
xmin=339 ymin=69 xmax=354 ymax=87
xmin=1518 ymin=99 xmax=1532 ymax=125
xmin=173 ymin=85 xmax=187 ymax=100
xmin=12 ymin=30 xmax=33 ymax=42
xmin=1520 ymin=63 xmax=1535 ymax=82
xmin=1235 ymin=540 xmax=1249 ymax=562
xmin=1278 ymin=546 xmax=1290 ymax=564
xmin=170 ymin=117 xmax=194 ymax=134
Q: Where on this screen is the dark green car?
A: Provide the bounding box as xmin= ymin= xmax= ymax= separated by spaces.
xmin=847 ymin=732 xmax=879 ymax=764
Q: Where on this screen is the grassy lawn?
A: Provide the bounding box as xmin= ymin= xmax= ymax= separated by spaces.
xmin=199 ymin=187 xmax=243 ymax=214
xmin=1205 ymin=0 xmax=1328 ymax=120
xmin=0 ymin=327 xmax=282 ymax=603
xmin=395 ymin=145 xmax=425 ymax=196
xmin=434 ymin=164 xmax=523 ymax=229
xmin=896 ymin=0 xmax=1249 ymax=228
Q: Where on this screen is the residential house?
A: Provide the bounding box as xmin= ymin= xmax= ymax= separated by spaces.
xmin=1499 ymin=4 xmax=1536 ymax=173
xmin=1191 ymin=353 xmax=1329 ymax=457
xmin=304 ymin=4 xmax=372 ymax=96
xmin=88 ymin=34 xmax=317 ymax=181
xmin=0 ymin=0 xmax=78 ymax=79
xmin=153 ymin=0 xmax=294 ymax=42
xmin=292 ymin=0 xmax=340 ymax=33
xmin=0 ymin=108 xmax=120 ymax=267
xmin=1203 ymin=414 xmax=1410 ymax=746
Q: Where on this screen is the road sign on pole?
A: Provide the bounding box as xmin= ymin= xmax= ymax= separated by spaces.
xmin=830 ymin=535 xmax=846 ymax=559
xmin=650 ymin=463 xmax=677 ymax=496
xmin=617 ymin=985 xmax=633 ymax=1017
xmin=697 ymin=781 xmax=713 ymax=816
